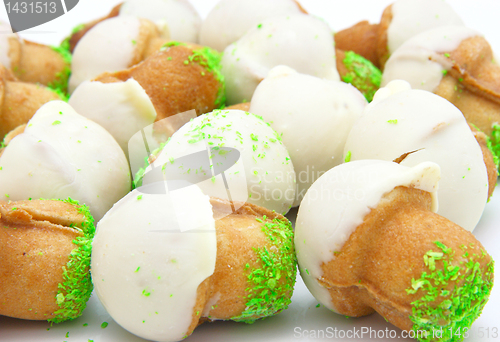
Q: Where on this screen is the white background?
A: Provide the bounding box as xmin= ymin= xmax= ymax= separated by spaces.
xmin=0 ymin=1 xmax=499 ymax=341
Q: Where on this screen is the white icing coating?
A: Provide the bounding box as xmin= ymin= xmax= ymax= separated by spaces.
xmin=119 ymin=0 xmax=201 ymax=43
xmin=69 ymin=79 xmax=157 ymax=154
xmin=141 ymin=110 xmax=296 ymax=215
xmin=382 ymin=25 xmax=481 ymax=92
xmin=250 ymin=66 xmax=367 ymax=206
xmin=92 ymin=182 xmax=216 ymax=342
xmin=0 ymin=22 xmax=15 ymax=69
xmin=387 ymin=0 xmax=464 ymax=54
xmin=69 ymin=16 xmax=169 ymax=93
xmin=344 ymin=80 xmax=488 ymax=231
xmin=0 ymin=101 xmax=131 ymax=221
xmin=199 ymin=0 xmax=303 ymax=52
xmin=221 ymin=14 xmax=340 ymax=105
xmin=295 ymin=160 xmax=441 ymax=312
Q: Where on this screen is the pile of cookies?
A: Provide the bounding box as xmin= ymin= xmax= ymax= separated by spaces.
xmin=0 ymin=0 xmax=497 ymax=341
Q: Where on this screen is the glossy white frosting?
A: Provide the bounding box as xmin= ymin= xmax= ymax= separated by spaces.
xmin=221 ymin=13 xmax=340 ymax=105
xmin=199 ymin=0 xmax=303 ymax=52
xmin=0 ymin=101 xmax=131 ymax=221
xmin=92 ymin=182 xmax=216 ymax=342
xmin=141 ymin=109 xmax=296 ymax=214
xmin=119 ymin=0 xmax=201 ymax=43
xmin=382 ymin=25 xmax=480 ymax=92
xmin=344 ymin=80 xmax=488 ymax=231
xmin=295 ymin=160 xmax=441 ymax=312
xmin=69 ymin=79 xmax=157 ymax=154
xmin=250 ymin=66 xmax=367 ymax=206
xmin=69 ymin=16 xmax=169 ymax=93
xmin=387 ymin=0 xmax=464 ymax=54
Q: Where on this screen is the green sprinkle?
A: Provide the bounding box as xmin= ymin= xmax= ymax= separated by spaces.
xmin=250 ymin=133 xmax=258 ymax=141
xmin=83 ymin=323 xmax=88 ymax=327
xmin=101 ymin=322 xmax=108 ymax=329
xmin=407 ymin=241 xmax=494 ymax=341
xmin=231 ymin=216 xmax=297 ymax=323
xmin=387 ymin=119 xmax=398 ymax=124
xmin=444 ymin=53 xmax=451 ymax=58
xmin=52 ymin=120 xmax=61 ymax=125
xmin=137 ymin=195 xmax=143 ymax=201
xmin=257 ymin=24 xmax=262 ymax=29
xmin=341 ymin=51 xmax=381 ymax=102
xmin=49 ymin=198 xmax=95 ymax=324
xmin=65 ymin=332 xmax=69 ymax=338
xmin=142 ymin=289 xmax=151 ymax=297
xmin=344 ymin=151 xmax=352 ymax=163
xmin=135 ymin=267 xmax=141 ymax=272
xmin=316 ymin=304 xmax=320 ymax=308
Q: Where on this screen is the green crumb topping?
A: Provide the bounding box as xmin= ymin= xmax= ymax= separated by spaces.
xmin=489 ymin=123 xmax=500 ymax=172
xmin=48 ymin=44 xmax=72 ymax=95
xmin=47 ymin=86 xmax=69 ymax=102
xmin=49 ymin=198 xmax=95 ymax=324
xmin=406 ymin=241 xmax=494 ymax=342
xmin=341 ymin=51 xmax=382 ymax=102
xmin=231 ymin=216 xmax=297 ymax=324
xmin=188 ymin=46 xmax=226 ymax=109
xmin=344 ymin=151 xmax=351 ymax=163
xmin=160 ymin=40 xmax=226 ymax=109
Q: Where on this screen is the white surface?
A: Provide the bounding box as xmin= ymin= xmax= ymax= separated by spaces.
xmin=0 ymin=1 xmax=499 ymax=342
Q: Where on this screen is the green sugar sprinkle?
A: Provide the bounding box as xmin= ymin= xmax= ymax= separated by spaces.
xmin=162 ymin=41 xmax=226 ymax=109
xmin=231 ymin=216 xmax=297 ymax=324
xmin=489 ymin=123 xmax=500 ymax=172
xmin=48 ymin=44 xmax=72 ymax=95
xmin=101 ymin=321 xmax=108 ymax=329
xmin=49 ymin=198 xmax=95 ymax=324
xmin=344 ymin=151 xmax=352 ymax=163
xmin=406 ymin=241 xmax=494 ymax=342
xmin=52 ymin=120 xmax=61 ymax=125
xmin=341 ymin=51 xmax=381 ymax=102
xmin=137 ymin=195 xmax=143 ymax=201
xmin=387 ymin=119 xmax=398 ymax=124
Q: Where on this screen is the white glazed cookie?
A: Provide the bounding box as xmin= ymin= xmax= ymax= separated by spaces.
xmin=139 ymin=109 xmax=296 ymax=215
xmin=344 ymin=80 xmax=488 ymax=231
xmin=250 ymin=66 xmax=367 ymax=206
xmin=382 ymin=25 xmax=480 ymax=91
xmin=0 ymin=101 xmax=131 ymax=221
xmin=119 ymin=0 xmax=201 ymax=43
xmin=69 ymin=79 xmax=157 ymax=154
xmin=68 ymin=16 xmax=169 ymax=93
xmin=386 ymin=0 xmax=464 ymax=55
xmin=199 ymin=0 xmax=303 ymax=52
xmin=295 ymin=160 xmax=440 ymax=312
xmin=92 ymin=183 xmax=216 ymax=342
xmin=221 ymin=13 xmax=340 ymax=105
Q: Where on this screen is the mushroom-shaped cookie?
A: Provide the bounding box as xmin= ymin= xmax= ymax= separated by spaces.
xmin=0 ymin=22 xmax=71 ymax=92
xmin=0 ymin=65 xmax=61 ymax=138
xmin=68 ymin=16 xmax=169 ymax=93
xmin=0 ymin=101 xmax=131 ymax=221
xmin=65 ymin=0 xmax=200 ymax=53
xmin=335 ymin=0 xmax=464 ymax=69
xmin=199 ymin=0 xmax=306 ymax=52
xmin=0 ymin=198 xmax=95 ymax=323
xmin=221 ymin=13 xmax=381 ymax=104
xmin=138 ymin=109 xmax=296 ymax=215
xmin=119 ymin=0 xmax=201 ymax=43
xmin=221 ymin=14 xmax=339 ymax=105
xmin=94 ymin=43 xmax=225 ymax=120
xmin=344 ymin=80 xmax=489 ymax=232
xmin=295 ymin=160 xmax=494 ymax=341
xmin=250 ymin=66 xmax=367 ymax=206
xmin=69 ymin=78 xmax=157 ymax=154
xmin=382 ymin=25 xmax=500 ymax=138
xmin=92 ymin=182 xmax=296 ymax=342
